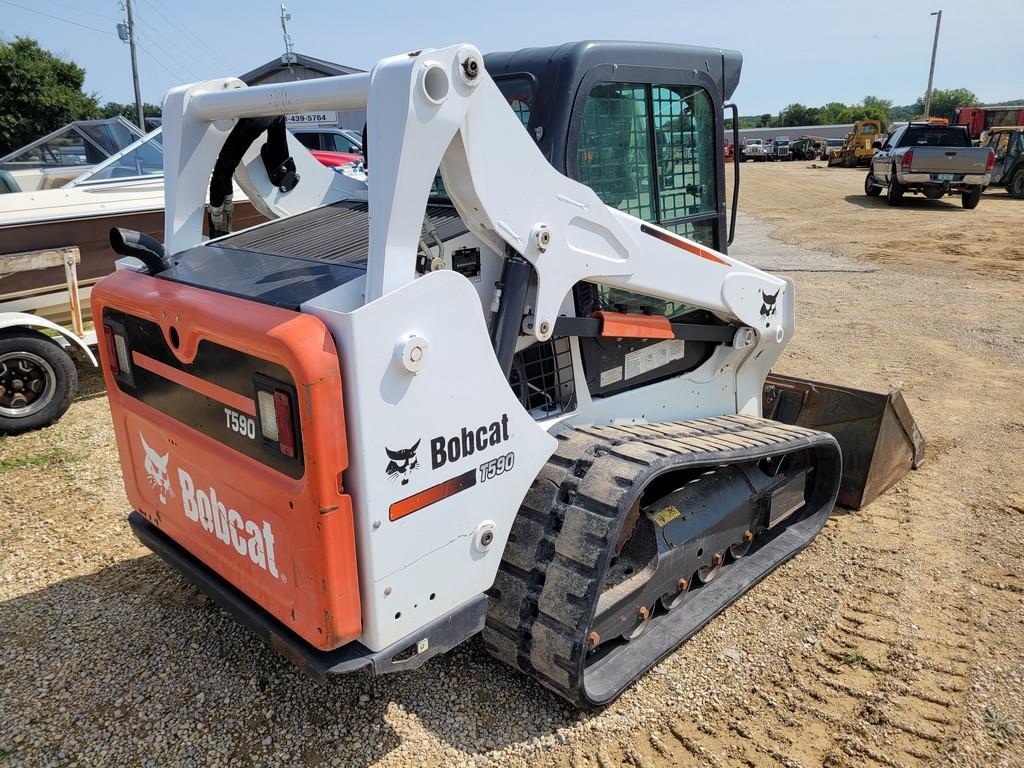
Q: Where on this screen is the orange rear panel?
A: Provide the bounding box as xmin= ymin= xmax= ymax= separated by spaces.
xmin=92 ymin=269 xmax=360 ymax=650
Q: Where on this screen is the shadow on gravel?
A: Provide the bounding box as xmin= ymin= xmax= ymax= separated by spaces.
xmin=73 ymin=360 xmax=107 ymax=402
xmin=842 ymin=194 xmax=963 ymax=211
xmin=0 ymin=555 xmax=579 ymax=765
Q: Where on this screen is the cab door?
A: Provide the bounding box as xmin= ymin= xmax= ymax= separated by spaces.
xmin=566 ymin=66 xmax=725 ymax=252
xmin=563 ymin=68 xmax=730 ymax=398
xmin=873 ymin=127 xmax=900 ymax=184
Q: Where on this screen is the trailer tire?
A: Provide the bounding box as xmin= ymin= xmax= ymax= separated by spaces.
xmin=864 ymin=170 xmax=881 ymax=197
xmin=0 ymin=331 xmax=77 ymax=435
xmin=886 ymin=168 xmax=904 ymax=206
xmin=1008 ymin=168 xmax=1024 ymax=199
xmin=961 ymin=185 xmax=983 ymax=209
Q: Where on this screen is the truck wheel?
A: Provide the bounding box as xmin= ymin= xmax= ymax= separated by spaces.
xmin=864 ymin=171 xmax=881 ymax=197
xmin=886 ymin=169 xmax=904 ymax=206
xmin=961 ymin=185 xmax=983 ymax=209
xmin=1009 ymin=168 xmax=1024 ymax=199
xmin=0 ymin=332 xmax=77 ymax=435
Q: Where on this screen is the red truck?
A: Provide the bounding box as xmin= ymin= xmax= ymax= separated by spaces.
xmin=955 ymin=105 xmax=1024 ymax=140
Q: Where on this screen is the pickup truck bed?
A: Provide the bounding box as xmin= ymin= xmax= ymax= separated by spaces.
xmin=866 ymin=123 xmax=994 ymax=209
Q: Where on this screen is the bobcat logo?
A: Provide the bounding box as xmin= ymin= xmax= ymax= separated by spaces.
xmin=140 ymin=433 xmax=173 ymax=504
xmin=760 ymin=289 xmax=780 ymax=321
xmin=385 ymin=440 xmax=420 ymax=485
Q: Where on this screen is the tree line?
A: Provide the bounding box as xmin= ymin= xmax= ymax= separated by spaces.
xmin=728 ymin=89 xmax=1023 ymax=132
xmin=4 ymin=36 xmax=1023 ymax=157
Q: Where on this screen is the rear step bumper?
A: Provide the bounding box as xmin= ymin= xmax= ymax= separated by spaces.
xmin=129 ymin=512 xmax=487 ymax=682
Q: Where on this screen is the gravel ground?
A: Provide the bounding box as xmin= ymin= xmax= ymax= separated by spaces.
xmin=1 ymin=161 xmax=1022 ymax=767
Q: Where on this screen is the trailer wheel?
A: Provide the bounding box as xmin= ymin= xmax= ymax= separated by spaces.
xmin=961 ymin=185 xmax=983 ymax=209
xmin=1009 ymin=168 xmax=1024 ymax=199
xmin=886 ymin=168 xmax=904 ymax=206
xmin=0 ymin=331 xmax=77 ymax=435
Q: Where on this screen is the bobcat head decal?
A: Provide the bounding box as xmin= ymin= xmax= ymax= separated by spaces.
xmin=140 ymin=432 xmax=173 ymax=504
xmin=385 ymin=440 xmax=420 ymax=485
xmin=760 ymin=289 xmax=780 ymax=320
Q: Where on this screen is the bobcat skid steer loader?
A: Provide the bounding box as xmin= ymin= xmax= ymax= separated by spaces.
xmin=94 ymin=41 xmax=923 ymax=709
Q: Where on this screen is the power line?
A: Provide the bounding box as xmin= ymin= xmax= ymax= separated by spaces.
xmin=0 ymin=0 xmax=117 ymax=37
xmin=134 ymin=39 xmax=190 ymax=86
xmin=136 ymin=0 xmax=237 ymax=73
xmin=134 ymin=24 xmax=205 ymax=81
xmin=150 ymin=0 xmax=237 ymax=71
xmin=43 ymin=0 xmax=117 ymax=23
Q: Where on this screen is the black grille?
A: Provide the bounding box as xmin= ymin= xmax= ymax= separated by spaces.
xmin=509 ymin=338 xmax=576 ymax=418
xmin=216 ymin=200 xmax=466 ymax=264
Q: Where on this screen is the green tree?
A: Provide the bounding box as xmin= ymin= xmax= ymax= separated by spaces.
xmin=759 ymin=113 xmax=772 ymax=127
xmin=814 ymin=102 xmax=853 ymax=125
xmin=0 ymin=38 xmax=99 ymax=156
xmin=99 ymin=101 xmax=162 ymax=122
xmin=861 ymin=95 xmax=893 ymax=113
xmin=889 ymin=103 xmax=918 ymax=122
xmin=913 ymin=87 xmax=978 ymax=121
xmin=850 ymin=95 xmax=892 ymax=130
xmin=780 ymin=103 xmax=817 ymax=127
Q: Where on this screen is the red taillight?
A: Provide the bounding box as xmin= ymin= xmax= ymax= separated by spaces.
xmin=273 ymin=390 xmax=296 ymax=458
xmin=901 ymin=150 xmax=914 ymax=169
xmin=986 ymin=148 xmax=996 ymax=171
xmin=102 ymin=325 xmax=119 ymax=376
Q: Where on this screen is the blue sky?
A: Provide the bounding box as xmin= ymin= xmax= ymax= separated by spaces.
xmin=1 ymin=0 xmax=1020 ymax=113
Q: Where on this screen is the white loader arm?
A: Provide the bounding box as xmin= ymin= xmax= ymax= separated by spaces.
xmin=366 ymin=46 xmax=787 ymax=348
xmin=162 ymin=43 xmax=791 ymax=383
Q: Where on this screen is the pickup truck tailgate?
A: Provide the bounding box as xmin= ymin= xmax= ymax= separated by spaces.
xmin=910 ymin=147 xmax=991 ymax=175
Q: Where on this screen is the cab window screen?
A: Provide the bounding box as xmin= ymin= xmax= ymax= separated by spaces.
xmin=652 ymin=85 xmax=717 ymax=223
xmin=575 ymin=81 xmax=717 ymax=320
xmin=576 ymin=84 xmax=653 ymax=221
xmin=577 ymin=81 xmax=718 ymax=246
xmin=496 ymin=77 xmax=533 ymax=128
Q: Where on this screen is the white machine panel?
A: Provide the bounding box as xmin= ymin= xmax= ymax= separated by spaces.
xmin=306 ymin=270 xmax=556 ymax=650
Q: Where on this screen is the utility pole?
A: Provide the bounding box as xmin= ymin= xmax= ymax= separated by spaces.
xmin=117 ymin=0 xmax=145 ymax=129
xmin=923 ymin=10 xmax=942 ymax=119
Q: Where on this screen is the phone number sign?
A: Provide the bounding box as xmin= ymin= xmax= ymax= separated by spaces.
xmin=286 ymin=112 xmax=338 ymax=124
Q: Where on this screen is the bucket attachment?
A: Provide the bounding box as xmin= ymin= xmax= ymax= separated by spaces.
xmin=762 ymin=373 xmax=925 ymax=510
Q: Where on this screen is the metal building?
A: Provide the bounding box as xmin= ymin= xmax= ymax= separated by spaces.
xmin=239 ymin=54 xmax=366 ymax=131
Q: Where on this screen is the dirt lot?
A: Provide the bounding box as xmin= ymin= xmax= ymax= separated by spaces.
xmin=1 ymin=162 xmax=1022 ymax=767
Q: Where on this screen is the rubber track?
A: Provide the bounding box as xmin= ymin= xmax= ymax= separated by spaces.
xmin=483 ymin=414 xmax=836 ymax=708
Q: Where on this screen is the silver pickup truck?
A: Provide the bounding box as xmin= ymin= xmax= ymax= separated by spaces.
xmin=865 ymin=123 xmax=995 ymax=209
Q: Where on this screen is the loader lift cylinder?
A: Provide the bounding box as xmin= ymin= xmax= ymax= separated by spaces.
xmin=490 ymin=248 xmax=533 ymax=378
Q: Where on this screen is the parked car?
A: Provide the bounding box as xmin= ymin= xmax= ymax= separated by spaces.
xmin=340 ymin=128 xmax=364 ymax=148
xmin=289 ymin=126 xmax=364 ymax=155
xmin=865 ymin=122 xmax=995 ymax=208
xmin=981 ymin=126 xmax=1024 ymax=198
xmin=310 ymin=149 xmax=362 ymax=168
xmin=742 ymin=138 xmax=767 ymax=161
